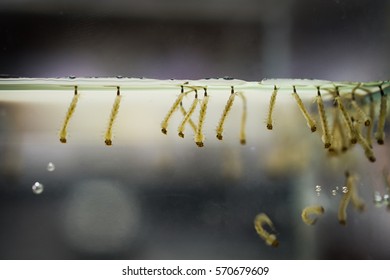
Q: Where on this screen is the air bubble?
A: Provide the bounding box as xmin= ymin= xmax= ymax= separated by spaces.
xmin=373 ymin=191 xmax=383 ymax=206
xmin=47 ymin=162 xmax=55 ymax=172
xmin=331 ymin=189 xmax=337 ymax=196
xmin=32 ymin=182 xmax=44 ymax=194
xmin=342 ymin=186 xmax=348 ymax=193
xmin=315 ymin=185 xmax=322 ymax=192
xmin=383 ymin=194 xmax=390 ymax=205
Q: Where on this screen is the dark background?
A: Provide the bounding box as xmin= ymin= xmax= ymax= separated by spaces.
xmin=0 ymin=0 xmax=389 ymax=81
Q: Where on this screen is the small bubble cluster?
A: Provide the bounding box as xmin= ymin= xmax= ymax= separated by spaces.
xmin=374 ymin=192 xmax=390 ymax=207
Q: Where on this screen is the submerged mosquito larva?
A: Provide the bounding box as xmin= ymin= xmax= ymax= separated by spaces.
xmin=338 ymin=171 xmax=354 ymax=225
xmin=104 ymin=86 xmax=122 ymax=146
xmin=238 ymin=92 xmax=247 ymax=145
xmin=178 ymin=91 xmax=198 ymax=138
xmin=301 ymin=205 xmax=325 ymax=225
xmin=254 ymin=213 xmax=279 ymax=247
xmin=375 ymin=85 xmax=387 ymax=145
xmin=266 ymin=85 xmax=278 ymax=130
xmin=194 ymin=89 xmax=209 ymax=147
xmin=216 ymin=86 xmax=236 ymax=141
xmin=59 ymin=85 xmax=79 ymax=143
xmin=316 ymin=87 xmax=331 ymax=148
xmin=292 ymin=86 xmax=317 ymax=132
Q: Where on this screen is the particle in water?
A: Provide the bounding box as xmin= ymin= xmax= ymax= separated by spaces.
xmin=47 ymin=162 xmax=55 ymax=172
xmin=342 ymin=186 xmax=348 ymax=193
xmin=331 ymin=189 xmax=337 ymax=196
xmin=373 ymin=191 xmax=383 ymax=206
xmin=32 ymin=182 xmax=44 ymax=194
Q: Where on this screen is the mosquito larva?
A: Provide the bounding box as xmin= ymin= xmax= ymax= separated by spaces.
xmin=178 ymin=91 xmax=198 ymax=138
xmin=254 ymin=213 xmax=279 ymax=247
xmin=179 ymin=101 xmax=197 ymax=133
xmin=266 ymin=85 xmax=278 ymax=130
xmin=301 ymin=205 xmax=325 ymax=225
xmin=351 ymin=86 xmax=371 ymax=127
xmin=195 ymin=89 xmax=209 ymax=147
xmin=354 ymin=119 xmax=376 ymax=162
xmin=238 ymin=92 xmax=247 ymax=145
xmin=335 ymin=88 xmax=357 ymax=144
xmin=375 ymin=85 xmax=387 ymax=145
xmin=366 ymin=94 xmax=375 ymax=148
xmin=59 ymin=85 xmax=80 ymax=143
xmin=316 ymin=87 xmax=331 ymax=148
xmin=104 ymin=86 xmax=122 ymax=146
xmin=292 ymin=86 xmax=317 ymax=132
xmin=350 ymin=179 xmax=365 ymax=212
xmin=161 ymin=86 xmax=191 ymax=135
xmin=338 ymin=171 xmax=354 ymax=225
xmin=216 ymin=86 xmax=236 ymax=141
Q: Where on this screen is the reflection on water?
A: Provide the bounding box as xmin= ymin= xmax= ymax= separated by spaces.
xmin=0 ymin=78 xmax=389 ymax=259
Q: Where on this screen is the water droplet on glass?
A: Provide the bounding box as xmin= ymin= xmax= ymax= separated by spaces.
xmin=331 ymin=189 xmax=337 ymax=196
xmin=47 ymin=162 xmax=55 ymax=172
xmin=342 ymin=186 xmax=348 ymax=193
xmin=32 ymin=182 xmax=44 ymax=194
xmin=373 ymin=191 xmax=383 ymax=206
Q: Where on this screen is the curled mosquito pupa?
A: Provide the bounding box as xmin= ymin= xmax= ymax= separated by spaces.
xmin=301 ymin=205 xmax=325 ymax=225
xmin=254 ymin=213 xmax=279 ymax=247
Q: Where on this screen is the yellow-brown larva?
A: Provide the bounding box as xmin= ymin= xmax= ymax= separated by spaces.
xmin=301 ymin=205 xmax=325 ymax=225
xmin=194 ymin=88 xmax=209 ymax=147
xmin=316 ymin=87 xmax=331 ymax=148
xmin=338 ymin=171 xmax=354 ymax=225
xmin=238 ymin=92 xmax=247 ymax=145
xmin=254 ymin=213 xmax=279 ymax=247
xmin=59 ymin=85 xmax=80 ymax=143
xmin=179 ymin=101 xmax=197 ymax=133
xmin=292 ymin=86 xmax=317 ymax=132
xmin=266 ymin=85 xmax=278 ymax=130
xmin=334 ymin=88 xmax=357 ymax=144
xmin=177 ymin=91 xmax=198 ymax=138
xmin=104 ymin=86 xmax=122 ymax=146
xmin=216 ymin=86 xmax=236 ymax=141
xmin=375 ymin=85 xmax=387 ymax=145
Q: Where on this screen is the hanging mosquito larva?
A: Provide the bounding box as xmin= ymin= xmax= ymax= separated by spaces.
xmin=353 ymin=119 xmax=376 ymax=162
xmin=338 ymin=171 xmax=354 ymax=225
xmin=351 ymin=98 xmax=371 ymax=127
xmin=292 ymin=86 xmax=316 ymax=132
xmin=335 ymin=88 xmax=357 ymax=144
xmin=238 ymin=92 xmax=247 ymax=145
xmin=216 ymin=86 xmax=236 ymax=141
xmin=254 ymin=213 xmax=279 ymax=247
xmin=104 ymin=86 xmax=122 ymax=146
xmin=179 ymin=101 xmax=197 ymax=133
xmin=161 ymin=86 xmax=189 ymax=135
xmin=301 ymin=205 xmax=325 ymax=225
xmin=195 ymin=88 xmax=209 ymax=147
xmin=366 ymin=94 xmax=375 ymax=148
xmin=375 ymin=85 xmax=387 ymax=145
xmin=350 ymin=176 xmax=365 ymax=212
xmin=59 ymin=85 xmax=80 ymax=143
xmin=178 ymin=90 xmax=198 ymax=138
xmin=316 ymin=87 xmax=331 ymax=148
xmin=266 ymin=85 xmax=278 ymax=130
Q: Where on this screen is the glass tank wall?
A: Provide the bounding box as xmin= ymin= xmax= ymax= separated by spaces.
xmin=0 ymin=0 xmax=389 ymax=259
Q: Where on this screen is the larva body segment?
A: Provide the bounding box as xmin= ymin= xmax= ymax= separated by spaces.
xmin=104 ymin=87 xmax=122 ymax=146
xmin=292 ymin=86 xmax=317 ymax=132
xmin=59 ymin=86 xmax=80 ymax=143
xmin=335 ymin=93 xmax=357 ymax=144
xmin=266 ymin=85 xmax=278 ymax=130
xmin=338 ymin=172 xmax=354 ymax=225
xmin=301 ymin=205 xmax=325 ymax=225
xmin=254 ymin=213 xmax=279 ymax=247
xmin=161 ymin=86 xmax=189 ymax=135
xmin=179 ymin=102 xmax=197 ymax=133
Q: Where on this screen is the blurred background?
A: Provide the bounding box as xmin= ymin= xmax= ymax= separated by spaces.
xmin=0 ymin=0 xmax=389 ymax=80
xmin=0 ymin=0 xmax=390 ymax=260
